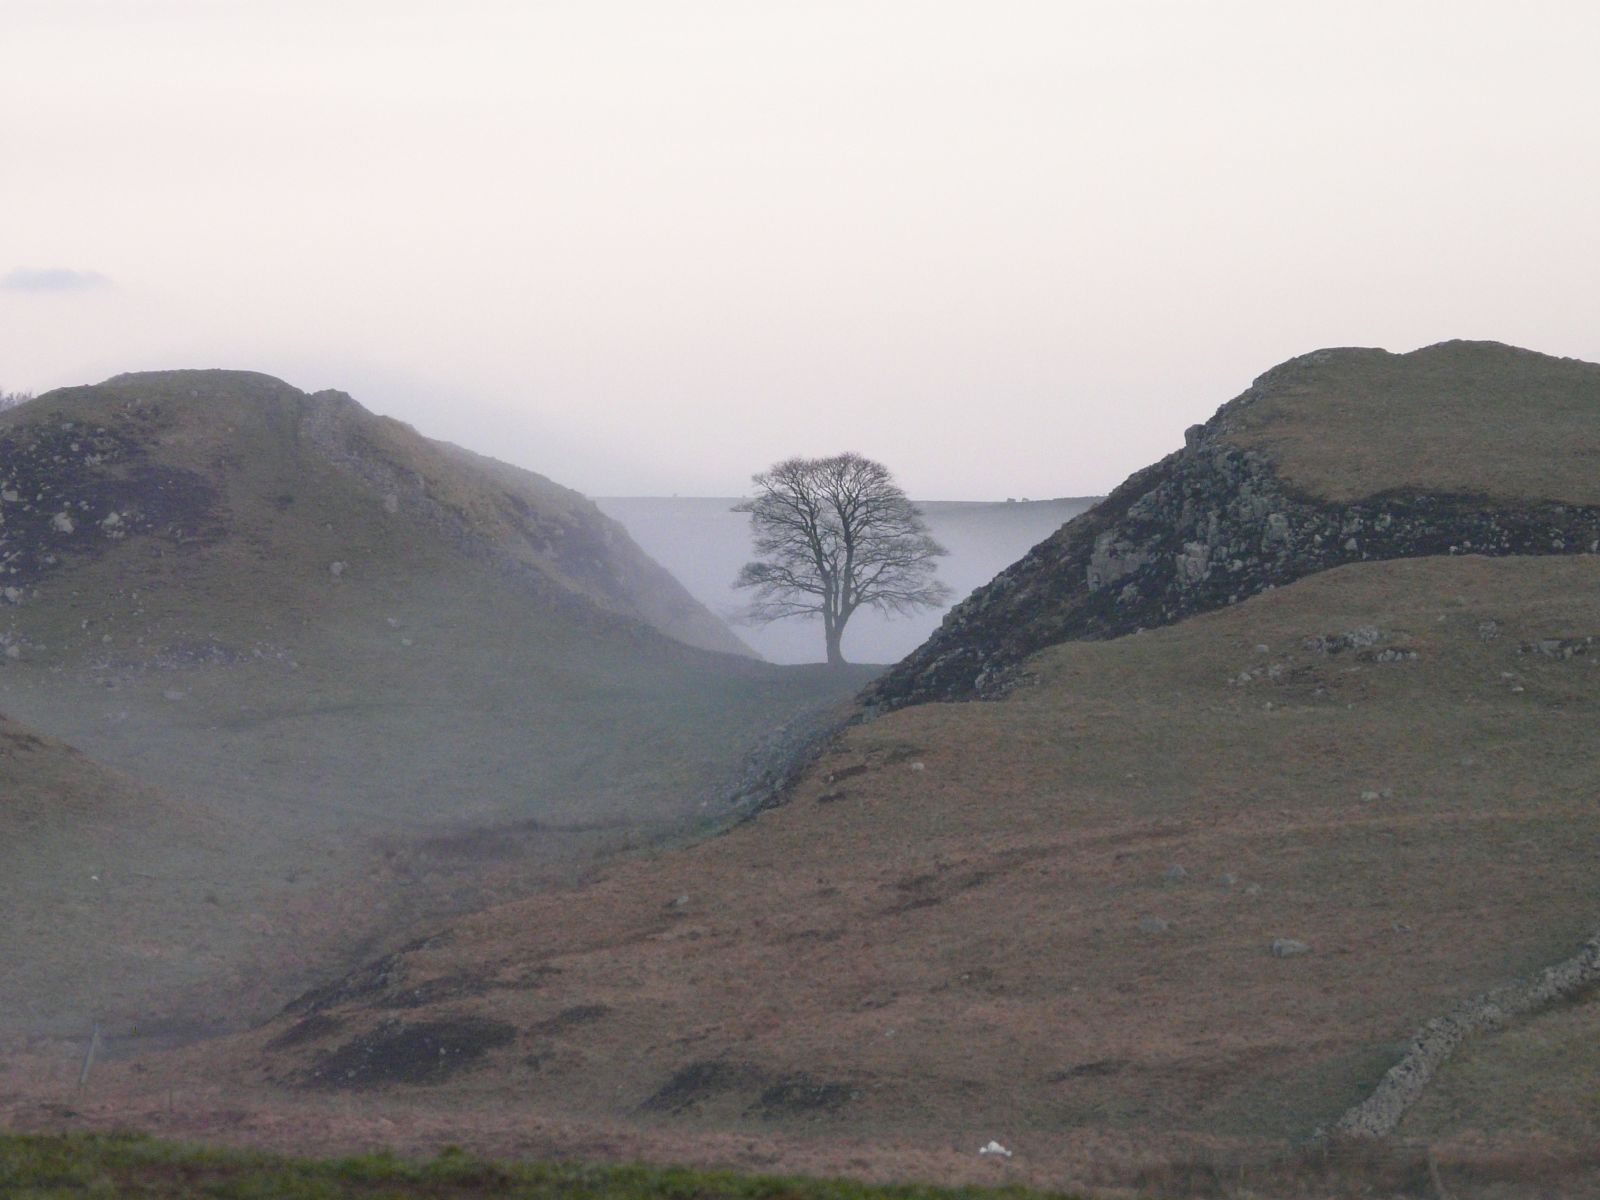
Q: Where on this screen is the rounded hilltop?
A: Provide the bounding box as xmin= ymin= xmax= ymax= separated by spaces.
xmin=0 ymin=368 xmax=753 ymax=659
xmin=871 ymin=339 xmax=1600 ymax=707
xmin=1211 ymin=339 xmax=1600 ymax=504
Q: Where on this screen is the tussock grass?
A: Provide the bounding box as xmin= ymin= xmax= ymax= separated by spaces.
xmin=8 ymin=1131 xmax=1600 ymax=1199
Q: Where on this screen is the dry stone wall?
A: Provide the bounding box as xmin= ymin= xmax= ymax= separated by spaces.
xmin=1331 ymin=932 xmax=1600 ymax=1138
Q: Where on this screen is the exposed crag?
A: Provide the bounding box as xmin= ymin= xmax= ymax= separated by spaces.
xmin=870 ymin=341 xmax=1600 ymax=708
xmin=0 ymin=405 xmax=223 ymax=606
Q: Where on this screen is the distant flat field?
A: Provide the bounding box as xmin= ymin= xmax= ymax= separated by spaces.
xmin=596 ymin=497 xmax=1097 ymax=665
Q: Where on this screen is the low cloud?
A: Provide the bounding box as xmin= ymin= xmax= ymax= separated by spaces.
xmin=1 ymin=267 xmax=113 ymax=293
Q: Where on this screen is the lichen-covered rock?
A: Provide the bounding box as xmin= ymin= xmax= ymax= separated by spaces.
xmin=0 ymin=410 xmax=223 ymax=594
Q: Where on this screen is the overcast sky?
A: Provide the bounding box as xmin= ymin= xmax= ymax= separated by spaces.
xmin=5 ymin=1 xmax=1599 ymax=498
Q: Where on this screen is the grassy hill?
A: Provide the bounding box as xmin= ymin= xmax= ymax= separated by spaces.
xmin=16 ymin=554 xmax=1597 ymax=1194
xmin=869 ymin=340 xmax=1600 ymax=707
xmin=130 ymin=556 xmax=1588 ymax=1127
xmin=0 ymin=371 xmax=872 ymax=1044
xmin=1223 ymin=340 xmax=1600 ymax=503
xmin=7 ymin=346 xmax=1600 ymax=1197
xmin=0 ymin=369 xmax=753 ymax=659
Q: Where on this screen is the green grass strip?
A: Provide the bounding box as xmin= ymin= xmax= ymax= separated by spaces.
xmin=0 ymin=1132 xmax=1080 ymax=1200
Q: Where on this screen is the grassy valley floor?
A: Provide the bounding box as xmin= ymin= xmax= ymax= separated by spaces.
xmin=7 ymin=555 xmax=1600 ymax=1197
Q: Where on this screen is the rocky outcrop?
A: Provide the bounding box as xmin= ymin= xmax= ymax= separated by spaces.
xmin=0 ymin=410 xmax=223 ymax=595
xmin=869 ymin=348 xmax=1600 ymax=709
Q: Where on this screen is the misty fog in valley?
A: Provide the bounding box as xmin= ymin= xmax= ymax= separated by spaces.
xmin=597 ymin=496 xmax=1096 ymax=663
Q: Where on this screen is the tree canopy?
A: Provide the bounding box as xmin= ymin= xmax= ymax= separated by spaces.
xmin=733 ymin=453 xmax=950 ymax=666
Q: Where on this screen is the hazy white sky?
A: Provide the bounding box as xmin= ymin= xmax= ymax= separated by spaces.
xmin=5 ymin=1 xmax=1599 ymax=498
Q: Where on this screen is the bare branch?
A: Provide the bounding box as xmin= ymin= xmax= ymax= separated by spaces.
xmin=731 ymin=452 xmax=949 ymax=665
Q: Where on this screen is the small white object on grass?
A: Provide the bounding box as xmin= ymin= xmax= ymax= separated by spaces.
xmin=978 ymin=1140 xmax=1013 ymax=1158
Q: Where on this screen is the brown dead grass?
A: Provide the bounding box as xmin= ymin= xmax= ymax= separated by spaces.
xmin=1221 ymin=340 xmax=1600 ymax=503
xmin=14 ymin=554 xmax=1597 ymax=1192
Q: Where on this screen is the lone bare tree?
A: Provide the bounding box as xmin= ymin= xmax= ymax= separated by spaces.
xmin=733 ymin=452 xmax=951 ymax=666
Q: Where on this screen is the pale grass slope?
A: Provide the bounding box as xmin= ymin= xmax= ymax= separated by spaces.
xmin=0 ymin=713 xmax=233 ymax=1037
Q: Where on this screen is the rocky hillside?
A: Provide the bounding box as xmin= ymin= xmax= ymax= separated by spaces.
xmin=0 ymin=370 xmax=869 ymax=1043
xmin=870 ymin=340 xmax=1600 ymax=707
xmin=0 ymin=370 xmax=751 ymax=658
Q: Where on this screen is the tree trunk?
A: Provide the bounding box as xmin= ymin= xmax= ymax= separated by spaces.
xmin=824 ymin=623 xmax=847 ymax=667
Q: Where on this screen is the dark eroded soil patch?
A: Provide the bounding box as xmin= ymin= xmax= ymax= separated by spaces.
xmin=639 ymin=1060 xmax=857 ymax=1121
xmin=639 ymin=1060 xmax=763 ymax=1114
xmin=297 ymin=1018 xmax=516 ymax=1090
xmin=750 ymin=1076 xmax=857 ymax=1120
xmin=529 ymin=1004 xmax=611 ymax=1036
xmin=264 ymin=1013 xmax=347 ymax=1053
